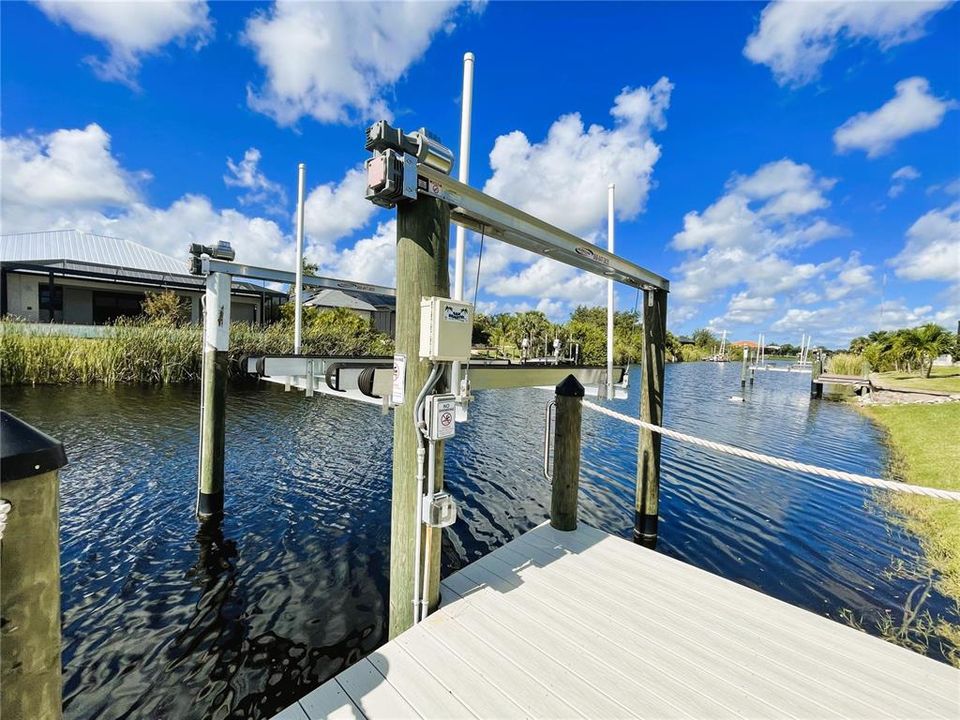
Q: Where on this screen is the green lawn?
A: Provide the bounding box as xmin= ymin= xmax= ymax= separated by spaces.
xmin=863 ymin=402 xmax=960 ymax=590
xmin=873 ymin=367 xmax=960 ymax=394
xmin=862 ymin=402 xmax=960 ymax=663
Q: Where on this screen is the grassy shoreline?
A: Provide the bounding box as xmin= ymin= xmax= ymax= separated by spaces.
xmin=0 ymin=316 xmax=393 ymax=386
xmin=860 ymin=401 xmax=960 ymax=663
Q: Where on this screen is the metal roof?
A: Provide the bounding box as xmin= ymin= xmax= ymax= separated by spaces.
xmin=0 ymin=230 xmax=284 ymax=296
xmin=0 ymin=229 xmax=186 ymax=275
xmin=305 ymin=288 xmax=395 ymax=311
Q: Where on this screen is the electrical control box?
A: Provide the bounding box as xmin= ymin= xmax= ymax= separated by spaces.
xmin=422 ymin=492 xmax=457 ymax=528
xmin=425 ymin=393 xmax=456 ymax=440
xmin=419 ymin=297 xmax=473 ymax=362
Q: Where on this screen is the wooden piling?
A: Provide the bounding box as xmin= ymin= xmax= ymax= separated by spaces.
xmin=635 ymin=288 xmax=667 ymax=548
xmin=197 ymin=271 xmax=231 ymax=519
xmin=810 ymin=354 xmax=823 ymax=399
xmin=740 ymin=347 xmax=749 ymax=387
xmin=551 ymin=375 xmax=585 ymax=532
xmin=389 ymin=194 xmax=451 ymax=639
xmin=1 ymin=411 xmax=68 ymax=720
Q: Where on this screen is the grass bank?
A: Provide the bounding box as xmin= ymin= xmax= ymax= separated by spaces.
xmin=861 ymin=402 xmax=960 ymax=661
xmin=872 ymin=367 xmax=960 ymax=394
xmin=0 ymin=313 xmax=393 ymax=385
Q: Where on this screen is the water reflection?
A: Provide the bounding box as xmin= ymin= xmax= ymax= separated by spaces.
xmin=2 ymin=363 xmax=957 ymax=719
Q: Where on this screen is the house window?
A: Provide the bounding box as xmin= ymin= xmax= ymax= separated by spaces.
xmin=38 ymin=284 xmax=63 ymax=322
xmin=92 ymin=291 xmax=145 ymax=324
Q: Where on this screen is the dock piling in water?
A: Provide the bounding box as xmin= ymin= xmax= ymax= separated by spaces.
xmin=740 ymin=347 xmax=749 ymax=387
xmin=389 ymin=193 xmax=451 ymax=639
xmin=550 ymin=375 xmax=585 ymax=531
xmin=810 ymin=354 xmax=823 ymax=399
xmin=635 ymin=288 xmax=667 ymax=548
xmin=0 ymin=411 xmax=68 ymax=720
xmin=197 ymin=271 xmax=231 ymax=519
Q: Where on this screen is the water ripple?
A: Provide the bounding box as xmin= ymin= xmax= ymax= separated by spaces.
xmin=2 ymin=362 xmax=955 ymax=719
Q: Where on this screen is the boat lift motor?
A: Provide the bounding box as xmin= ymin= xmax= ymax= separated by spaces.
xmin=365 ymin=121 xmax=454 ymax=208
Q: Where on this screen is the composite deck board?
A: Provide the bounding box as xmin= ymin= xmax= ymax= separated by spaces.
xmin=519 ymin=523 xmax=960 ymax=708
xmin=275 ymin=523 xmax=960 ymax=720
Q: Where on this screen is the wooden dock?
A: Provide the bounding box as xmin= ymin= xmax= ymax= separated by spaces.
xmin=813 ymin=373 xmax=872 ymax=388
xmin=273 ymin=523 xmax=959 ymax=719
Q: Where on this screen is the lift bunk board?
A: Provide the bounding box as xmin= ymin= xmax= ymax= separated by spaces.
xmin=244 ymin=355 xmax=627 ymax=407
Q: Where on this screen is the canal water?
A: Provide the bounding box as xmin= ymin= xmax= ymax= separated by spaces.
xmin=4 ymin=362 xmax=957 ymax=719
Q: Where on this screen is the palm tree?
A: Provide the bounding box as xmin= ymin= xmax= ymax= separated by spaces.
xmin=898 ymin=324 xmax=953 ymax=377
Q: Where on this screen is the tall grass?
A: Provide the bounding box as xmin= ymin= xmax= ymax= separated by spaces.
xmin=827 ymin=352 xmax=869 ymax=376
xmin=1 ymin=316 xmax=393 ymax=386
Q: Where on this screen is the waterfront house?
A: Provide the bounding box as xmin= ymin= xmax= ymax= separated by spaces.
xmin=1 ymin=229 xmax=285 ymax=328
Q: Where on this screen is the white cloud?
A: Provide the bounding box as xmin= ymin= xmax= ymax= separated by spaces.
xmin=1 ymin=124 xmax=146 ymax=223
xmin=0 ymin=123 xmax=291 ymax=268
xmin=243 ymin=1 xmax=464 ymax=125
xmin=744 ymin=1 xmax=951 ymax=86
xmin=834 ymin=77 xmax=956 ymax=158
xmin=302 ymin=166 xmax=378 ymax=249
xmin=824 ymin=252 xmax=874 ymax=300
xmin=34 ymin=0 xmax=212 ymax=87
xmin=891 ymin=202 xmax=960 ymax=283
xmin=888 ymin=165 xmax=921 ymax=198
xmin=474 ymin=80 xmax=672 ymax=315
xmin=314 ymin=219 xmax=397 ymax=288
xmin=483 ymin=79 xmax=672 ymax=237
xmin=224 ymin=148 xmax=286 ymax=211
xmin=671 ymin=159 xmax=844 ymax=307
xmin=724 ymin=292 xmax=778 ymax=324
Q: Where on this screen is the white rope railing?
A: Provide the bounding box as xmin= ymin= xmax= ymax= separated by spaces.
xmin=582 ymin=400 xmax=960 ymax=502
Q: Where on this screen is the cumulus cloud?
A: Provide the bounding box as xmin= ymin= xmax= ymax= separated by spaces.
xmin=243 ymin=1 xmax=465 ymax=125
xmin=473 ymin=79 xmax=672 ymax=318
xmin=484 ymin=78 xmax=673 ymax=237
xmin=891 ymin=202 xmax=960 ymax=283
xmin=302 ymin=166 xmax=377 ymax=250
xmin=0 ymin=123 xmax=391 ymax=276
xmin=224 ymin=148 xmax=286 ymax=211
xmin=834 ymin=77 xmax=956 ymax=158
xmin=33 ymin=0 xmax=212 ymax=88
xmin=1 ymin=123 xmax=146 ymax=223
xmin=888 ymin=165 xmax=921 ymax=198
xmin=313 ymin=219 xmax=397 ymax=288
xmin=744 ymin=1 xmax=951 ymax=86
xmin=667 ymin=159 xmax=883 ymax=336
xmin=1 ymin=123 xmax=288 ymax=267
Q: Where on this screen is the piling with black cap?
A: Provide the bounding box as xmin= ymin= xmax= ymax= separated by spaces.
xmin=551 ymin=375 xmax=585 ymax=531
xmin=1 ymin=411 xmax=68 ymax=720
xmin=740 ymin=347 xmax=749 ymax=388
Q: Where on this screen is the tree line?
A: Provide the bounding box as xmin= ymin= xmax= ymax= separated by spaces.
xmin=846 ymin=324 xmax=958 ymax=378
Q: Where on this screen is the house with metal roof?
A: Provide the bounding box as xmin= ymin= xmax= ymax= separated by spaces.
xmin=305 ymin=287 xmax=396 ymax=337
xmin=1 ymin=230 xmax=285 ymax=326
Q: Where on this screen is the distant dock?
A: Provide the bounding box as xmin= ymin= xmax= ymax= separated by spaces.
xmin=273 ymin=522 xmax=960 ymax=720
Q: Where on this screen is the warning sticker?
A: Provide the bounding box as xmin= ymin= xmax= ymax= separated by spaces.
xmin=391 ymin=354 xmax=406 ymax=405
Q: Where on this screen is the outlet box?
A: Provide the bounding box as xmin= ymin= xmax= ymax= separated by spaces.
xmin=422 ymin=492 xmax=457 ymax=528
xmin=419 ymin=297 xmax=473 ymax=362
xmin=425 ymin=393 xmax=456 ymax=440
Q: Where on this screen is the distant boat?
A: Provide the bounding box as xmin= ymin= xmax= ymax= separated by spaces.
xmin=706 ymin=330 xmax=728 ymax=362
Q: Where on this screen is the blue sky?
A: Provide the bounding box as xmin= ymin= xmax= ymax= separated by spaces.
xmin=2 ymin=1 xmax=958 ymax=346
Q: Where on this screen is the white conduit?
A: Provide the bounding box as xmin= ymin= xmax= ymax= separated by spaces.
xmin=581 ymin=400 xmax=960 ymax=502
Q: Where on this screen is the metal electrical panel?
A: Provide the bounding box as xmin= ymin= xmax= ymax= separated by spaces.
xmin=419 ymin=298 xmax=473 ymax=362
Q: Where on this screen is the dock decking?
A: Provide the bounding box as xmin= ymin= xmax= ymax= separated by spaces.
xmin=274 ymin=523 xmax=959 ymax=719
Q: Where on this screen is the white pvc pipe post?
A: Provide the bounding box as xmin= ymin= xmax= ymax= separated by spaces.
xmin=293 ymin=163 xmax=306 ymax=354
xmin=452 ymin=52 xmax=475 ymax=417
xmin=607 ymin=183 xmax=615 ymax=400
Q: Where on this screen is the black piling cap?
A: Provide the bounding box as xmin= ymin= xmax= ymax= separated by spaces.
xmin=0 ymin=411 xmax=67 ymax=482
xmin=555 ymin=374 xmax=585 ymax=398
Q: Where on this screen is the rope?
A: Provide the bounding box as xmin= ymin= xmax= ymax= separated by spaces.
xmin=581 ymin=400 xmax=960 ymax=502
